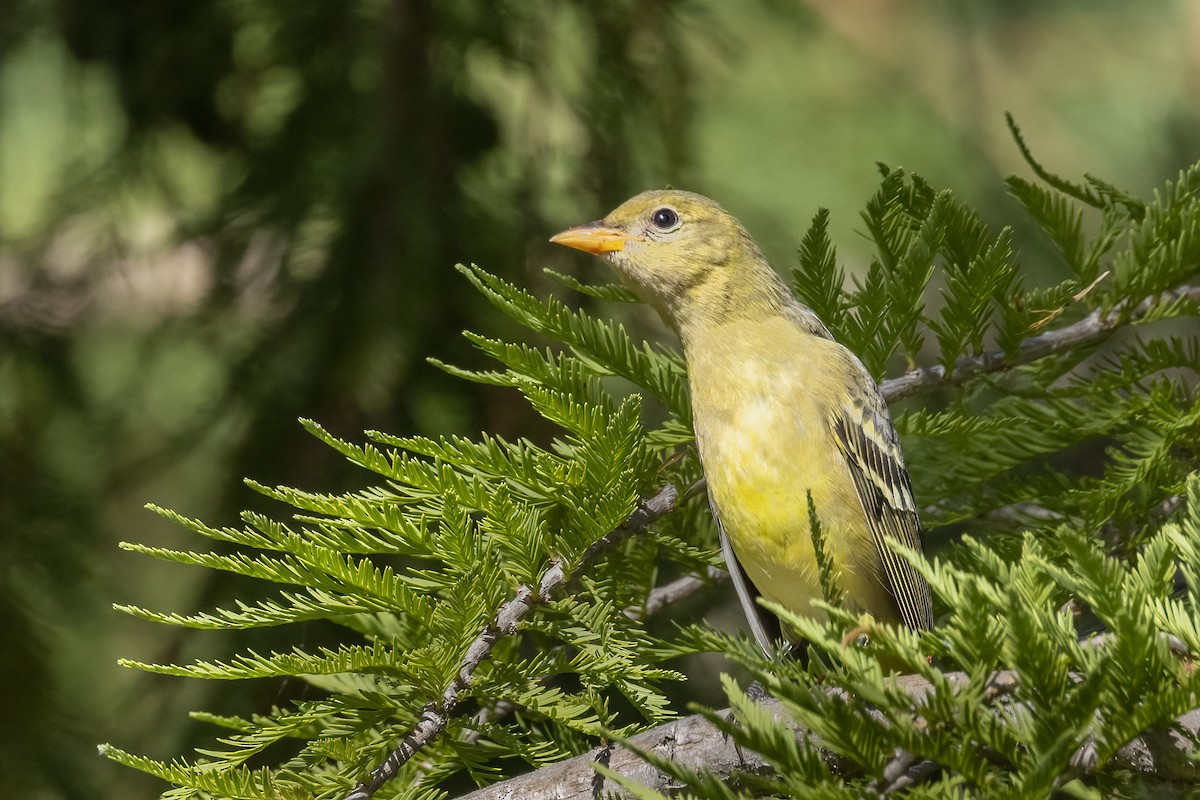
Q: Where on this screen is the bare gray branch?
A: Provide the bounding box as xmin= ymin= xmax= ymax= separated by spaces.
xmin=455 ymin=672 xmax=1200 ymax=800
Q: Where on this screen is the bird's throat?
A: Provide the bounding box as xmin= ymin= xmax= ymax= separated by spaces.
xmin=673 ymin=269 xmax=793 ymax=348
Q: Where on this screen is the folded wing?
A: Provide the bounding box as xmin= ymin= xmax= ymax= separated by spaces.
xmin=833 ymin=395 xmax=934 ymax=631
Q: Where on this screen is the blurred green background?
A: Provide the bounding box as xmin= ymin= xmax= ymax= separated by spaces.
xmin=1 ymin=2 xmax=1197 ymax=797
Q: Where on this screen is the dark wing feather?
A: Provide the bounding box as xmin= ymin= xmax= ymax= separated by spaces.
xmin=833 ymin=394 xmax=934 ymax=631
xmin=711 ymin=502 xmax=780 ymax=655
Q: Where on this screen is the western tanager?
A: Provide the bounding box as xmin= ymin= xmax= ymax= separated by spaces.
xmin=550 ymin=190 xmax=933 ymax=651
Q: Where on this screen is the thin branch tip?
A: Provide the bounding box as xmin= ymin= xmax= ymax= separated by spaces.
xmin=881 ymin=283 xmax=1200 ymax=402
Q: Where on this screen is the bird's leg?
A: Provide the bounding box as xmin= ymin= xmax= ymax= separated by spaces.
xmin=589 ymin=740 xmax=614 ymax=797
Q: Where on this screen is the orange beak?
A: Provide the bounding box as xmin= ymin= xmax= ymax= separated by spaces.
xmin=549 ymin=221 xmax=636 ymax=254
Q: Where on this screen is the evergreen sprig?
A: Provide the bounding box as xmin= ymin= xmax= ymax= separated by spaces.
xmin=104 ymin=278 xmax=708 ymax=798
xmin=107 ymin=131 xmax=1200 ymax=799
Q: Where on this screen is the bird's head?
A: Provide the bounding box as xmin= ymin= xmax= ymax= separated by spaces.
xmin=550 ymin=189 xmax=787 ymax=333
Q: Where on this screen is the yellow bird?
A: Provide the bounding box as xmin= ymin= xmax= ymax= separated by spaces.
xmin=550 ymin=190 xmax=933 ymax=652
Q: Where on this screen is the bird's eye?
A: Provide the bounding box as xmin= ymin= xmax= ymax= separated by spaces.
xmin=651 ymin=207 xmax=680 ymax=230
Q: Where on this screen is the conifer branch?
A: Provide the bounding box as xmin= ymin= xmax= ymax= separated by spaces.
xmin=880 ymin=283 xmax=1200 ymax=402
xmin=348 ymin=282 xmax=1200 ymax=799
xmin=345 ymin=482 xmax=685 ymax=800
xmin=626 ymin=565 xmax=728 ymax=620
xmin=453 ymin=672 xmax=1200 ymax=800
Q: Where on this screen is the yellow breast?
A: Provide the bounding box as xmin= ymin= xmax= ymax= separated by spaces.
xmin=686 ymin=317 xmax=896 ymax=624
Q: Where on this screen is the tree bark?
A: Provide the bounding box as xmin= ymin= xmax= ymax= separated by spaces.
xmin=454 ymin=672 xmax=1200 ymax=799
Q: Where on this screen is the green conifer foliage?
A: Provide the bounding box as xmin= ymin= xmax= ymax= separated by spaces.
xmin=106 ymin=133 xmax=1200 ymax=798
